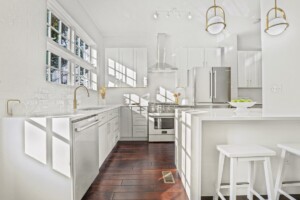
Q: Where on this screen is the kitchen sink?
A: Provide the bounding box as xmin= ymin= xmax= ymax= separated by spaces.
xmin=78 ymin=107 xmax=105 ymax=111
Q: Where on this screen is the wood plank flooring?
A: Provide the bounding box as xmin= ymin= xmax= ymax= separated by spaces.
xmin=82 ymin=141 xmax=189 ymax=200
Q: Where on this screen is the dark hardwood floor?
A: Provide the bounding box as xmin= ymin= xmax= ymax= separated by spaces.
xmin=82 ymin=141 xmax=189 ymax=200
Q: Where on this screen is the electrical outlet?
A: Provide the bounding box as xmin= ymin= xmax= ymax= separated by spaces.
xmin=271 ymin=85 xmax=282 ymax=93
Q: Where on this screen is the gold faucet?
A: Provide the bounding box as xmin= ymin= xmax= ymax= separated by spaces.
xmin=7 ymin=99 xmax=21 ymax=116
xmin=73 ymin=86 xmax=90 ymax=110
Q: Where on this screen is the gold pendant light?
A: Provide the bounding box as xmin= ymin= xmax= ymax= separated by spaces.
xmin=206 ymin=0 xmax=226 ymax=35
xmin=265 ymin=0 xmax=289 ymax=36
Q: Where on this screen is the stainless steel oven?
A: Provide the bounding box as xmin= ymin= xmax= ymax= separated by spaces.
xmin=154 ymin=117 xmax=174 ymax=130
xmin=148 ymin=102 xmax=177 ymax=142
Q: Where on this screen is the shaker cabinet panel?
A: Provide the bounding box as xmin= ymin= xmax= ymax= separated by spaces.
xmin=105 ymin=48 xmax=147 ymax=88
xmin=238 ymin=51 xmax=262 ymax=88
xmin=120 ymin=107 xmax=133 ymax=138
xmin=205 ymin=48 xmax=222 ymax=67
xmin=188 ymin=48 xmax=205 ymax=68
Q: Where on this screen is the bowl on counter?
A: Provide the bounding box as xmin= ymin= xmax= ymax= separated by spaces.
xmin=228 ymin=102 xmax=256 ymax=112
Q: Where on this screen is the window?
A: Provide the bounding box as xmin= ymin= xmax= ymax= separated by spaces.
xmin=46 ymin=5 xmax=98 ymax=91
xmin=47 ymin=10 xmax=70 ymax=50
xmin=46 ymin=51 xmax=71 ymax=85
xmin=75 ymin=36 xmax=91 ymax=63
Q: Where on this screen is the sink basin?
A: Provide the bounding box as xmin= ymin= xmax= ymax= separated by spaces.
xmin=78 ymin=107 xmax=105 ymax=111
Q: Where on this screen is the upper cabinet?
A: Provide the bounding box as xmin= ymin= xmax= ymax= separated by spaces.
xmin=175 ymin=47 xmax=222 ymax=87
xmin=238 ymin=51 xmax=262 ymax=88
xmin=187 ymin=48 xmax=205 ymax=68
xmin=176 ymin=47 xmax=222 ymax=69
xmin=105 ymin=48 xmax=148 ymax=88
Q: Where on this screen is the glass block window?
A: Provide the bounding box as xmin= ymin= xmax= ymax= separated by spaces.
xmin=47 ymin=10 xmax=70 ymax=50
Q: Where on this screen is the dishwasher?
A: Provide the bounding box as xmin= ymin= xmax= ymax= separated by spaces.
xmin=72 ymin=115 xmax=99 ymax=200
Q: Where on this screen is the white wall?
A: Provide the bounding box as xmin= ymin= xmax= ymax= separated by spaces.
xmin=261 ymin=0 xmax=300 ymax=115
xmin=0 ymin=0 xmax=102 ymax=117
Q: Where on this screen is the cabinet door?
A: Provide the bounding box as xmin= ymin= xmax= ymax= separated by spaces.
xmin=134 ymin=48 xmax=147 ymax=87
xmin=120 ymin=107 xmax=132 ymax=138
xmin=188 ymin=48 xmax=205 ymax=68
xmin=238 ymin=51 xmax=248 ymax=87
xmin=133 ymin=126 xmax=148 ymax=137
xmin=176 ymin=69 xmax=188 ymax=88
xmin=176 ymin=48 xmax=188 ymax=69
xmin=98 ymin=123 xmax=107 ymax=167
xmin=105 ymin=48 xmax=119 ymax=87
xmin=205 ymin=48 xmax=222 ymax=67
xmin=238 ymin=51 xmax=262 ymax=88
xmin=252 ymin=51 xmax=262 ymax=87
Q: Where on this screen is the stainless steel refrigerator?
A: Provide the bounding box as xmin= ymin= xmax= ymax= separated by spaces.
xmin=189 ymin=67 xmax=231 ymax=104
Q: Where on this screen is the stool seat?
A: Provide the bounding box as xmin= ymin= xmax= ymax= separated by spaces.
xmin=275 ymin=143 xmax=300 ymax=200
xmin=217 ymin=144 xmax=276 ymax=158
xmin=278 ymin=143 xmax=300 ymax=156
xmin=215 ymin=144 xmax=276 ymax=200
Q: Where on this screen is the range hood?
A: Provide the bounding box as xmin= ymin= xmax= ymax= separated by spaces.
xmin=149 ymin=33 xmax=178 ymax=72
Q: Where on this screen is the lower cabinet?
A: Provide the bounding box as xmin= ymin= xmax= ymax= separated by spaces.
xmin=98 ymin=108 xmax=120 ymax=168
xmin=120 ymin=106 xmax=148 ymax=141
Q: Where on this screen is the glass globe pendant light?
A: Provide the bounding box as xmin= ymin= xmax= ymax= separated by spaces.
xmin=206 ymin=0 xmax=226 ymax=35
xmin=265 ymin=0 xmax=289 ymax=36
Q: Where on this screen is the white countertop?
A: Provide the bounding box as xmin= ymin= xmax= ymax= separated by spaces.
xmin=3 ymin=104 xmax=123 ymax=121
xmin=178 ymin=108 xmax=300 ymax=121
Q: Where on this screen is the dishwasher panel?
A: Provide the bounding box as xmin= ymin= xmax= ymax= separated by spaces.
xmin=73 ymin=115 xmax=99 ymax=200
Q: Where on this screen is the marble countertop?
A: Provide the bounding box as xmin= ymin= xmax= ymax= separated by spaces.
xmin=178 ymin=108 xmax=300 ymax=121
xmin=4 ymin=105 xmax=123 ymax=121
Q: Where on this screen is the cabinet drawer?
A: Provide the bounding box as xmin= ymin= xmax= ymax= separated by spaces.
xmin=98 ymin=113 xmax=107 ymax=125
xmin=133 ymin=126 xmax=148 ymax=137
xmin=132 ymin=113 xmax=147 ymax=126
xmin=108 ymin=109 xmax=119 ymax=121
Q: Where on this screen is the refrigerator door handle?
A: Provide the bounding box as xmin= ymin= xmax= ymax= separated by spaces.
xmin=209 ymin=71 xmax=212 ymax=99
xmin=214 ymin=71 xmax=217 ymax=99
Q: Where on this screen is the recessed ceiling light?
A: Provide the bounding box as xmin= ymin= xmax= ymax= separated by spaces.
xmin=153 ymin=11 xmax=159 ymax=20
xmin=187 ymin=12 xmax=193 ymax=20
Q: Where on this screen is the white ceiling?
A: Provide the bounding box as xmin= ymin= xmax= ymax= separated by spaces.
xmin=73 ymin=0 xmax=261 ymax=37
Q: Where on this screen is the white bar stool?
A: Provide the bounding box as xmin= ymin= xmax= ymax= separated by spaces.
xmin=214 ymin=145 xmax=276 ymax=200
xmin=275 ymin=144 xmax=300 ymax=200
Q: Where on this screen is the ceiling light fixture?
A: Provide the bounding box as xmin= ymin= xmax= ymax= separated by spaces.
xmin=265 ymin=0 xmax=289 ymax=36
xmin=206 ymin=0 xmax=226 ymax=35
xmin=152 ymin=9 xmax=192 ymax=20
xmin=153 ymin=11 xmax=159 ymax=20
xmin=187 ymin=12 xmax=193 ymax=20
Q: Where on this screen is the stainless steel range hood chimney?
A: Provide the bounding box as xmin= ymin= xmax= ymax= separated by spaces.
xmin=149 ymin=33 xmax=178 ymax=72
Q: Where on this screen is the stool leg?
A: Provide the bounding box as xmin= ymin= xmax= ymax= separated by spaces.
xmin=264 ymin=157 xmax=275 ymax=200
xmin=214 ymin=153 xmax=225 ymax=200
xmin=230 ymin=158 xmax=238 ymax=200
xmin=275 ymin=149 xmax=288 ymax=200
xmin=247 ymin=161 xmax=256 ymax=200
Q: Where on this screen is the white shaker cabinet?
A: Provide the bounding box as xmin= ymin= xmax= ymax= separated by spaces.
xmin=175 ymin=48 xmax=189 ymax=88
xmin=134 ymin=48 xmax=148 ymax=87
xmin=188 ymin=48 xmax=205 ymax=68
xmin=238 ymin=51 xmax=262 ymax=88
xmin=175 ymin=47 xmax=222 ymax=88
xmin=205 ymin=48 xmax=222 ymax=67
xmin=98 ymin=108 xmax=120 ymax=168
xmin=105 ymin=48 xmax=147 ymax=88
xmin=120 ymin=106 xmax=148 ymax=141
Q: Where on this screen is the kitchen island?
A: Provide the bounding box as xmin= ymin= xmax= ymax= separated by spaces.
xmin=175 ymin=108 xmax=300 ymax=199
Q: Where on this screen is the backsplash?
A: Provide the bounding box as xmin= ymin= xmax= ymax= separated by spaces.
xmin=2 ymin=84 xmax=98 ymax=117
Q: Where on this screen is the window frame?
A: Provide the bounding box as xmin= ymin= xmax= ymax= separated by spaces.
xmin=46 ymin=0 xmax=98 ymax=91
